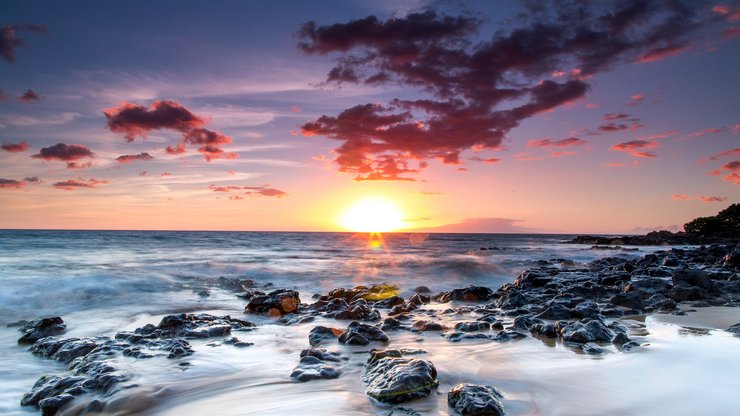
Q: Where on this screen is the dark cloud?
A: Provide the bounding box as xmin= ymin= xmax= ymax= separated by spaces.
xmin=53 ymin=178 xmax=108 ymax=191
xmin=611 ymin=139 xmax=659 ymax=158
xmin=208 ymin=184 xmax=288 ymax=198
xmin=1 ymin=141 xmax=28 ymax=152
xmin=0 ymin=24 xmax=48 ymax=64
xmin=699 ymin=196 xmax=728 ymax=203
xmin=31 ymin=143 xmax=95 ymax=168
xmin=18 ymin=89 xmax=41 ymax=103
xmin=115 ymin=152 xmax=153 ymax=163
xmin=596 ymin=112 xmax=643 ymax=132
xmin=723 ymin=160 xmax=740 ymax=171
xmin=299 ymin=2 xmax=706 ymax=180
xmin=527 ymin=137 xmax=587 ymax=147
xmin=0 ymin=176 xmax=42 ymax=189
xmin=104 ymin=100 xmax=237 ymax=162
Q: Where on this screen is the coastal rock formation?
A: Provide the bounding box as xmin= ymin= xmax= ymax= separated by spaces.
xmin=448 ymin=383 xmax=505 ymax=416
xmin=434 ymin=286 xmax=494 ymax=303
xmin=16 ymin=317 xmax=66 ymax=345
xmin=338 ymin=321 xmax=389 ymax=345
xmin=290 ymin=348 xmax=342 ymax=382
xmin=245 ymin=289 xmax=301 ymax=316
xmin=308 ymin=325 xmax=343 ymax=346
xmin=364 ymin=349 xmax=438 ymax=404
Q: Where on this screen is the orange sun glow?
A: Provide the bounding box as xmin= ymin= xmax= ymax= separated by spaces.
xmin=339 ymin=198 xmax=405 ymax=232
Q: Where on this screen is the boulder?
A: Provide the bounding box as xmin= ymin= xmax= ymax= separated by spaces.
xmin=454 ymin=321 xmax=491 ymax=332
xmin=434 ymin=286 xmax=494 ymax=303
xmin=290 ymin=348 xmax=342 ymax=382
xmin=308 ymin=326 xmax=342 ymax=347
xmin=364 ymin=352 xmax=438 ymax=404
xmin=448 ymin=383 xmax=505 ymax=416
xmin=245 ymin=289 xmax=301 ymax=316
xmin=17 ymin=317 xmax=66 ymax=345
xmin=338 ymin=321 xmax=388 ymax=345
xmin=610 ymin=292 xmax=645 ymax=310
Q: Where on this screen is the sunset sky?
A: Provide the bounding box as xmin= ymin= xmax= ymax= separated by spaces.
xmin=1 ymin=0 xmax=738 ymax=233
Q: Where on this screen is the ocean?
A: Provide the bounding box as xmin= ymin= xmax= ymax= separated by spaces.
xmin=1 ymin=230 xmax=738 ymax=415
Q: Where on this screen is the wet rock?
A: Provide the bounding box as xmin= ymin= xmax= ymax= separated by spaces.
xmin=290 ymin=348 xmax=342 ymax=382
xmin=245 ymin=289 xmax=301 ymax=316
xmin=447 ymin=383 xmax=505 ymax=416
xmin=413 ymin=286 xmax=431 ymax=293
xmin=611 ymin=332 xmax=631 ymax=346
xmin=338 ymin=321 xmax=388 ymax=345
xmin=374 ymin=296 xmax=405 ymax=309
xmin=434 ymin=286 xmax=494 ymax=303
xmin=364 ymin=351 xmax=438 ymax=404
xmin=143 ymin=313 xmax=252 ymax=339
xmin=668 ymin=282 xmax=710 ymax=302
xmin=492 ymin=330 xmax=527 ymax=342
xmin=31 ymin=337 xmax=101 ymax=363
xmin=387 ymin=407 xmax=422 ymax=416
xmin=455 ymin=321 xmax=491 ymax=332
xmin=561 ymin=320 xmax=614 ymax=344
xmin=21 ymin=375 xmax=86 ymax=408
xmin=572 ymin=300 xmax=600 ymax=319
xmin=308 ymin=326 xmax=342 ymax=347
xmin=448 ymin=332 xmax=492 ymax=342
xmin=536 ymin=304 xmax=572 ymax=320
xmin=223 ymin=337 xmax=253 ymax=347
xmin=610 ymin=292 xmax=645 ymax=310
xmin=17 ymin=317 xmax=66 ymax=345
xmin=530 ymin=322 xmax=558 ymax=338
xmin=409 ymin=293 xmax=430 ymax=305
xmin=726 ymin=323 xmax=740 ymax=334
xmin=620 ymin=341 xmax=642 ymax=352
xmin=382 ymin=317 xmax=402 ymax=331
xmin=645 ymin=294 xmax=677 ymax=310
xmin=333 ymin=300 xmax=381 ymax=322
xmin=389 ymin=302 xmax=418 ymax=316
xmin=672 ymin=269 xmax=719 ymax=292
xmin=412 ymin=320 xmax=445 ymax=331
xmin=512 ymin=315 xmax=543 ymax=331
xmin=39 ymin=393 xmax=75 ymax=415
xmin=626 ymin=278 xmax=672 ymax=296
xmin=582 ymin=342 xmax=606 ymax=354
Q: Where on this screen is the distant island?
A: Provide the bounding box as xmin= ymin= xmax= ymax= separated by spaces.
xmin=569 ymin=204 xmax=739 ymax=246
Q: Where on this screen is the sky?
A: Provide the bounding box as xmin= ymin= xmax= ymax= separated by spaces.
xmin=0 ymin=0 xmax=738 ymax=233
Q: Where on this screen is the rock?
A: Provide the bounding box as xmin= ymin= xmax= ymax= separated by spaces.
xmin=620 ymin=341 xmax=641 ymax=352
xmin=626 ymin=278 xmax=672 ymax=296
xmin=512 ymin=315 xmax=543 ymax=331
xmin=536 ymin=304 xmax=572 ymax=320
xmin=447 ymin=383 xmax=505 ymax=416
xmin=308 ymin=326 xmax=342 ymax=347
xmin=413 ymin=286 xmax=431 ymax=293
xmin=338 ymin=321 xmax=388 ymax=345
xmin=364 ymin=352 xmax=438 ymax=404
xmin=668 ymin=282 xmax=709 ymax=302
xmin=611 ymin=332 xmax=631 ymax=346
xmin=290 ymin=349 xmax=342 ymax=382
xmin=412 ymin=320 xmax=445 ymax=331
xmin=582 ymin=342 xmax=605 ymax=354
xmin=408 ymin=293 xmax=430 ymax=305
xmin=39 ymin=394 xmax=75 ymax=415
xmin=645 ymin=294 xmax=677 ymax=310
xmin=672 ymin=269 xmax=719 ymax=292
xmin=530 ymin=322 xmax=558 ymax=338
xmin=572 ymin=300 xmax=600 ymax=318
xmin=17 ymin=317 xmax=66 ymax=345
xmin=31 ymin=337 xmax=101 ymax=363
xmin=448 ymin=332 xmax=492 ymax=342
xmin=455 ymin=321 xmax=491 ymax=332
xmin=245 ymin=289 xmax=301 ymax=316
xmin=434 ymin=286 xmax=494 ymax=303
xmin=387 ymin=407 xmax=422 ymax=416
xmin=382 ymin=317 xmax=402 ymax=331
xmin=726 ymin=323 xmax=740 ymax=334
xmin=374 ymin=296 xmax=405 ymax=309
xmin=561 ymin=320 xmax=614 ymax=344
xmin=610 ymin=292 xmax=645 ymax=310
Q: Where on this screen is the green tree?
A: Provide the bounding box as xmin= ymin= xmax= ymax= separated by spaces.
xmin=683 ymin=203 xmax=740 ymax=236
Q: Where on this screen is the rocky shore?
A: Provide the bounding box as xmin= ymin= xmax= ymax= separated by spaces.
xmin=11 ymin=242 xmax=740 ymax=415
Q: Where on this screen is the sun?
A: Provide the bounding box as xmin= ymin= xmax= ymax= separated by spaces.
xmin=340 ymin=198 xmax=405 ymax=232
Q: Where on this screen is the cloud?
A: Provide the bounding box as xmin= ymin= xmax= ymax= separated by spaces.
xmin=1 ymin=141 xmax=28 ymax=152
xmin=724 ymin=26 xmax=740 ymax=38
xmin=419 ymin=191 xmax=442 ymax=195
xmin=527 ymin=137 xmax=587 ymax=148
xmin=611 ymin=140 xmax=659 ymax=158
xmin=708 ymin=169 xmax=721 ymax=176
xmin=0 ymin=178 xmax=24 ymax=189
xmin=414 ymin=217 xmax=530 ymax=233
xmin=699 ymin=196 xmax=728 ymax=203
xmin=597 ymin=112 xmax=643 ymax=132
xmin=689 ymin=127 xmax=726 ymax=137
xmin=31 ymin=143 xmax=95 ymax=168
xmin=104 ymin=100 xmax=237 ymax=161
xmin=724 ymin=173 xmax=740 ymax=184
xmin=640 ymin=130 xmax=679 ymax=140
xmin=18 ymin=89 xmax=41 ymax=103
xmin=722 ymin=160 xmax=740 ymax=171
xmin=0 ymin=24 xmax=48 ymax=64
xmin=626 ymin=93 xmax=645 ymax=106
xmin=115 ymin=152 xmax=154 ymax=163
xmin=208 ymin=184 xmax=288 ymax=198
xmin=53 ymin=178 xmax=108 ymax=191
xmin=635 ymin=45 xmax=689 ymax=63
xmin=673 ymin=193 xmax=729 ymax=203
xmin=468 ymin=156 xmax=501 ymax=164
xmin=703 ymin=147 xmax=740 ymax=162
xmin=299 ymin=2 xmax=706 ymax=180
xmin=712 ymin=4 xmax=740 ymax=21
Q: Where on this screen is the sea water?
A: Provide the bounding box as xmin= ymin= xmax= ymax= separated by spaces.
xmin=0 ymin=230 xmax=738 ymax=415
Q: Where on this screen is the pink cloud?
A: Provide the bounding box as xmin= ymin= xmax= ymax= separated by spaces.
xmin=640 ymin=130 xmax=679 ymax=140
xmin=689 ymin=127 xmax=725 ymax=137
xmin=115 ymin=152 xmax=153 ymax=163
xmin=699 ymin=196 xmax=728 ymax=203
xmin=208 ymin=184 xmax=288 ymax=198
xmin=527 ymin=137 xmax=587 ymax=148
xmin=708 ymin=169 xmax=721 ymax=176
xmin=606 ymin=162 xmax=626 ymax=167
xmin=468 ymin=156 xmax=501 ymax=164
xmin=611 ymin=140 xmax=659 ymax=158
xmin=636 ymin=45 xmax=689 ymax=63
xmin=165 ymin=143 xmax=186 ymax=155
xmin=671 ymin=193 xmax=690 ymax=200
xmin=53 ymin=178 xmax=108 ymax=191
xmin=18 ymin=89 xmax=41 ymax=103
xmin=704 ymin=147 xmax=740 ymax=162
xmin=722 ymin=160 xmax=740 ymax=171
xmin=724 ymin=173 xmax=740 ymax=185
xmin=1 ymin=141 xmax=28 ymax=152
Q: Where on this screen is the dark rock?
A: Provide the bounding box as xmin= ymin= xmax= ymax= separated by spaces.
xmin=726 ymin=323 xmax=740 ymax=334
xmin=412 ymin=320 xmax=445 ymax=331
xmin=455 ymin=321 xmax=491 ymax=332
xmin=512 ymin=315 xmax=543 ymax=331
xmin=39 ymin=394 xmax=75 ymax=415
xmin=338 ymin=321 xmax=388 ymax=345
xmin=561 ymin=320 xmax=614 ymax=344
xmin=408 ymin=293 xmax=430 ymax=305
xmin=612 ymin=332 xmax=631 ymax=346
xmin=492 ymin=330 xmax=527 ymax=342
xmin=668 ymin=282 xmax=709 ymax=302
xmin=610 ymin=292 xmax=645 ymax=310
xmin=31 ymin=337 xmax=101 ymax=363
xmin=290 ymin=348 xmax=342 ymax=382
xmin=448 ymin=332 xmax=492 ymax=342
xmin=530 ymin=322 xmax=558 ymax=338
xmin=374 ymin=296 xmax=405 ymax=309
xmin=17 ymin=317 xmax=66 ymax=345
xmin=382 ymin=317 xmax=402 ymax=331
xmin=572 ymin=300 xmax=600 ymax=318
xmin=626 ymin=278 xmax=672 ymax=296
xmin=448 ymin=383 xmax=505 ymax=416
xmin=308 ymin=326 xmax=342 ymax=347
xmin=672 ymin=269 xmax=719 ymax=292
xmin=582 ymin=342 xmax=605 ymax=354
xmin=620 ymin=341 xmax=641 ymax=352
xmin=364 ymin=353 xmax=438 ymax=404
xmin=413 ymin=286 xmax=431 ymax=293
xmin=645 ymin=294 xmax=677 ymax=310
xmin=387 ymin=407 xmax=422 ymax=416
xmin=245 ymin=289 xmax=301 ymax=316
xmin=434 ymin=286 xmax=494 ymax=303
xmin=536 ymin=304 xmax=572 ymax=320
